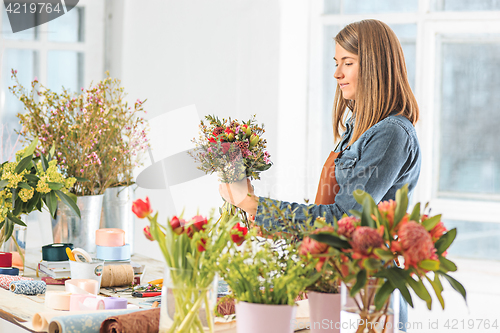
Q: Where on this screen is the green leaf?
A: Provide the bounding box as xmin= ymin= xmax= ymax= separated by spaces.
xmin=364 ymin=258 xmax=383 ymax=270
xmin=55 ymin=190 xmax=81 ymax=218
xmin=373 ymin=248 xmax=395 ymax=261
xmin=393 ymin=184 xmax=409 ymax=227
xmin=434 ymin=228 xmax=457 ymax=255
xmin=439 ymin=272 xmax=467 ymax=305
xmin=48 ymin=143 xmax=56 ymax=160
xmin=23 ymin=174 xmax=39 ymax=183
xmin=14 ymin=155 xmax=32 ymax=174
xmin=41 ymin=154 xmax=49 ymax=172
xmin=374 ymin=281 xmax=395 ymax=311
xmin=12 ymin=197 xmax=22 ymax=216
xmin=427 ymin=274 xmax=445 ymax=309
xmin=422 ymin=215 xmax=442 ymax=231
xmin=349 ymin=269 xmax=367 ymax=297
xmin=44 ymin=191 xmax=58 ymax=218
xmin=352 ymin=190 xmax=376 ymax=228
xmin=406 ymin=276 xmax=432 ymax=310
xmin=4 ymin=218 xmax=14 ymax=242
xmin=309 ymin=233 xmax=351 ymax=250
xmin=408 ymin=202 xmax=420 ymax=222
xmin=6 ymin=213 xmax=27 ymax=227
xmin=438 ymin=256 xmax=457 ymax=272
xmin=17 ymin=182 xmax=32 ymax=190
xmin=75 ymin=176 xmax=90 ymax=182
xmin=0 ymin=221 xmax=4 ymax=230
xmin=0 ymin=179 xmax=8 ymax=190
xmin=22 ymin=138 xmax=38 ymax=158
xmin=375 ymin=267 xmax=413 ymax=307
xmin=418 ymin=259 xmax=440 ymax=271
xmin=26 ymin=191 xmax=41 ymax=213
xmin=48 ymin=182 xmax=64 ymax=190
xmin=348 ymin=209 xmax=362 ymax=219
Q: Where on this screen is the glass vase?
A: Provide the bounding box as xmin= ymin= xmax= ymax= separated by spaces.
xmin=159 ymin=267 xmax=218 ymax=333
xmin=1 ymin=223 xmax=27 ymax=275
xmin=341 ymin=280 xmax=399 ymax=333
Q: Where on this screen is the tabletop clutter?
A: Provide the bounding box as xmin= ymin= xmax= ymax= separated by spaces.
xmin=0 ymin=227 xmax=163 ymax=333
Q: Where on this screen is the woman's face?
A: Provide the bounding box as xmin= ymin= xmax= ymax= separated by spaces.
xmin=334 ymin=43 xmax=359 ymax=100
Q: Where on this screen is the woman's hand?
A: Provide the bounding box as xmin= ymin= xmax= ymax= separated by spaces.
xmin=219 ymin=178 xmax=258 ymax=216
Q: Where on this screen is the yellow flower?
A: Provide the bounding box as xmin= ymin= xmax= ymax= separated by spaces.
xmin=19 ymin=187 xmax=34 ymax=202
xmin=36 ymin=177 xmax=51 ymax=194
xmin=65 ymin=177 xmax=76 ymax=189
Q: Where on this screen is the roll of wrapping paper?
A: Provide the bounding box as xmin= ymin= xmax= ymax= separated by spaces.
xmin=65 ymin=279 xmax=99 ymax=295
xmin=0 ymin=274 xmax=33 ymax=289
xmin=100 ymin=308 xmax=160 ymax=333
xmin=0 ymin=267 xmax=19 ymax=276
xmin=42 ymin=243 xmax=74 ymax=261
xmin=48 ymin=309 xmax=146 ymax=333
xmin=102 ymin=297 xmax=127 ymax=310
xmin=9 ymin=280 xmax=46 ymax=295
xmin=96 ymin=244 xmax=131 ymax=261
xmin=45 ymin=291 xmax=72 ymax=310
xmin=101 ymin=265 xmax=134 ymax=288
xmin=0 ymin=252 xmax=12 ymax=267
xmin=95 ymin=229 xmax=126 ymax=247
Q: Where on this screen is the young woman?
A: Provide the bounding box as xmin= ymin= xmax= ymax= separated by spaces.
xmin=219 ymin=19 xmax=420 ymax=332
xmin=219 ymin=19 xmax=421 ymax=227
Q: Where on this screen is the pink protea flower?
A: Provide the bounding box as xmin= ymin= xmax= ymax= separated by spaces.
xmin=299 ymin=226 xmax=334 ymax=271
xmin=397 ymin=221 xmax=438 ymax=270
xmin=350 ymin=226 xmax=384 ymax=259
xmin=337 ymin=216 xmax=359 ymax=239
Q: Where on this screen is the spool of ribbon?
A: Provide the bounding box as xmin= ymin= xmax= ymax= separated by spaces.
xmin=65 ymin=279 xmax=99 ymax=295
xmin=0 ymin=267 xmax=19 ymax=276
xmin=45 ymin=291 xmax=72 ymax=310
xmin=71 ymin=248 xmax=92 ymax=263
xmin=9 ymin=280 xmax=46 ymax=295
xmin=42 ymin=243 xmax=73 ymax=261
xmin=81 ymin=297 xmax=105 ymax=311
xmin=0 ymin=252 xmax=12 ymax=268
xmin=69 ymin=294 xmax=95 ymax=311
xmin=96 ymin=244 xmax=131 ymax=261
xmin=103 ymin=297 xmax=128 ymax=310
xmin=101 ymin=265 xmax=134 ymax=288
xmin=96 ymin=228 xmax=126 ymax=247
xmin=0 ymin=274 xmax=33 ymax=289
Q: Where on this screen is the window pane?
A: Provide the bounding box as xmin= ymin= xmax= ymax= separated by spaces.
xmin=324 ymin=0 xmax=418 ymax=14
xmin=432 ymin=0 xmax=500 ymax=11
xmin=48 ymin=6 xmax=84 ymax=42
xmin=47 ymin=51 xmax=84 ymax=93
xmin=444 ymin=220 xmax=500 ymax=260
xmin=438 ymin=39 xmax=500 ymax=196
xmin=390 ymin=24 xmax=417 ymax=91
xmin=2 ymin=3 xmax=37 ymax=40
xmin=0 ymin=50 xmax=37 ymax=160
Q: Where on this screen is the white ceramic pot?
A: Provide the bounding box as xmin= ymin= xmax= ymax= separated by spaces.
xmin=307 ymin=291 xmax=341 ymax=332
xmin=235 ymin=301 xmax=297 ymax=333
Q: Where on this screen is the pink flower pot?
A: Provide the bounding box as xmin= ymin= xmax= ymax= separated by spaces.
xmin=235 ymin=301 xmax=297 ymax=333
xmin=307 ymin=291 xmax=341 ymax=332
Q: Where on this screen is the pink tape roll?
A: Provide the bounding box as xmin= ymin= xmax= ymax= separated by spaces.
xmin=0 ymin=252 xmax=12 ymax=268
xmin=0 ymin=274 xmax=33 ymax=290
xmin=65 ymin=279 xmax=99 ymax=295
xmin=69 ymin=294 xmax=94 ymax=311
xmin=45 ymin=291 xmax=72 ymax=310
xmin=95 ymin=229 xmax=125 ymax=247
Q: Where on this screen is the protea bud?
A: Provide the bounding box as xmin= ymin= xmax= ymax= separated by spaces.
xmin=249 ymin=134 xmax=259 ymax=147
xmin=226 ymin=133 xmax=235 ymax=142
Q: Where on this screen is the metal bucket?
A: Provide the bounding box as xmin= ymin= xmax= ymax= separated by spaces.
xmin=100 ymin=185 xmax=135 ymax=254
xmin=51 ymin=194 xmax=104 ymax=254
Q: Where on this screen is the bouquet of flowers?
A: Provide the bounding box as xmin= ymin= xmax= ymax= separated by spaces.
xmin=10 ymin=70 xmax=149 ymax=196
xmin=190 ymin=115 xmax=272 ymax=183
xmin=302 ymin=185 xmax=466 ymax=333
xmin=0 ymin=139 xmax=80 ymax=258
xmin=132 ymin=197 xmax=245 ymax=333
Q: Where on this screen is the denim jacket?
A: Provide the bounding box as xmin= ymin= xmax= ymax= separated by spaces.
xmin=255 ymin=113 xmax=421 ymax=226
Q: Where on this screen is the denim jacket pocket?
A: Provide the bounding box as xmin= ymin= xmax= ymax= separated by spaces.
xmin=335 ymin=155 xmax=357 ymax=170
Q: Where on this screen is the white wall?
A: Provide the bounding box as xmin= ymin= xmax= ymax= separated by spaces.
xmin=113 ymin=0 xmax=290 ymax=260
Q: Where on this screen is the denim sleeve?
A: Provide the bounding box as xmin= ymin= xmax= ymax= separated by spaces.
xmin=254 ymin=121 xmax=413 ymax=227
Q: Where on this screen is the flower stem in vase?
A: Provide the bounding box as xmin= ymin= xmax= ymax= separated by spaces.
xmin=176 ymin=290 xmax=206 ymax=333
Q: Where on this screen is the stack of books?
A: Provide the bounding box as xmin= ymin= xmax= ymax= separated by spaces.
xmin=37 ymin=260 xmax=71 ymax=284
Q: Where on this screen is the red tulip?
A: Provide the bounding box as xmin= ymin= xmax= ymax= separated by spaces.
xmin=143 ymin=226 xmax=154 ymax=241
xmin=197 ymin=238 xmax=207 ymax=252
xmin=231 ymin=223 xmax=248 ymax=245
xmin=192 ymin=215 xmax=208 ymax=232
xmin=132 ymin=197 xmax=152 ymax=218
xmin=170 ymin=216 xmax=184 ymax=235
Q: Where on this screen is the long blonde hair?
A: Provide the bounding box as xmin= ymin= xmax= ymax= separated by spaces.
xmin=332 ymin=19 xmax=419 ymax=145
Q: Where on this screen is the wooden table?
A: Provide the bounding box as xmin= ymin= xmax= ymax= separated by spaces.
xmin=0 ymin=251 xmax=314 ymax=332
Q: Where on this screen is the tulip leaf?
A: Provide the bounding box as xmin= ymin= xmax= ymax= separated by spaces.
xmin=418 ymin=259 xmax=440 ymax=271
xmin=438 ymin=256 xmax=457 ymax=272
xmin=393 ymin=184 xmax=409 ymax=228
xmin=349 ymin=269 xmax=367 ymax=297
xmin=422 ymin=214 xmax=442 ymax=231
xmin=434 ymin=228 xmax=457 ymax=255
xmin=406 ymin=275 xmax=432 ymax=310
xmin=309 ymin=232 xmax=351 ymax=250
xmin=409 ymin=202 xmax=420 ymax=222
xmin=14 ymin=155 xmax=32 ymax=174
xmin=374 ymin=280 xmax=394 ymax=311
xmin=55 ymin=190 xmax=81 ymax=218
xmin=438 ymin=271 xmax=467 ymax=304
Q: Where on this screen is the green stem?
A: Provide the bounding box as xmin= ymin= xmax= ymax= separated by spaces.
xmin=204 ymin=291 xmax=215 ymax=333
xmin=176 ymin=291 xmax=206 ymax=333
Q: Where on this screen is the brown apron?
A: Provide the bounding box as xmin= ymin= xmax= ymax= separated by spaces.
xmin=315 ymin=151 xmax=342 ymax=204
